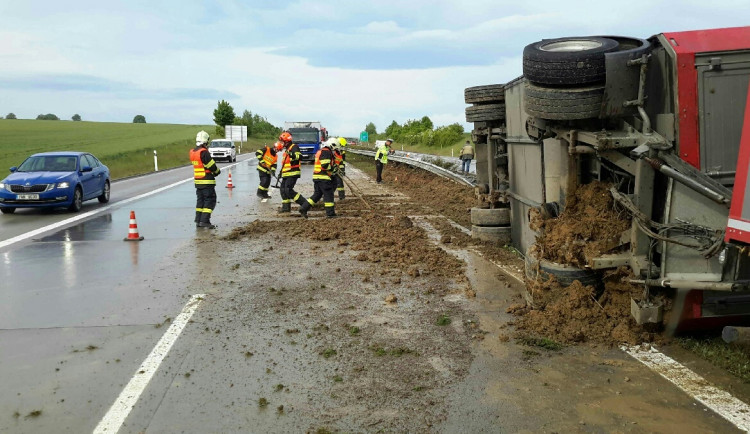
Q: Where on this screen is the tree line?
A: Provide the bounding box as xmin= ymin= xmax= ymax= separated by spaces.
xmin=364 ymin=116 xmax=464 ymax=148
xmin=213 ymin=100 xmax=281 ymax=139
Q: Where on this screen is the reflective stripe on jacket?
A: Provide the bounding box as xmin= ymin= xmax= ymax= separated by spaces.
xmin=281 ymin=143 xmax=301 ymax=178
xmin=255 ymin=146 xmax=278 ymax=174
xmin=313 ymin=148 xmax=333 ymax=181
xmin=190 ymin=147 xmax=218 ymax=185
xmin=375 ymin=146 xmax=388 ymax=164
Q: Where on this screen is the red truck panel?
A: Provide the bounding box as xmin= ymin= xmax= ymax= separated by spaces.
xmin=662 ymin=26 xmax=750 ymax=169
xmin=726 ymin=87 xmax=750 ymax=243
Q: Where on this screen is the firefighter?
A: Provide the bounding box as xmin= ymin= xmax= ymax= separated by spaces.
xmin=190 ymin=130 xmax=221 ymax=229
xmin=336 ymin=137 xmax=347 ymax=199
xmin=375 ymin=139 xmax=393 ymax=184
xmin=255 ymin=141 xmax=282 ymax=198
xmin=331 ymin=139 xmax=345 ymax=200
xmin=298 ymin=139 xmax=336 ymax=218
xmin=278 ymin=131 xmax=309 ymax=213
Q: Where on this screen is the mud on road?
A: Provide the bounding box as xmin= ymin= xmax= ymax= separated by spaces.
xmin=175 ymin=159 xmax=740 ymax=433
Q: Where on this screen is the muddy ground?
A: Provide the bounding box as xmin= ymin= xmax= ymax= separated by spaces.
xmin=182 ymin=159 xmax=742 ymax=432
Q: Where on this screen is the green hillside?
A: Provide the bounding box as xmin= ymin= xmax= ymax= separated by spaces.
xmin=0 ymin=120 xmax=257 ymax=179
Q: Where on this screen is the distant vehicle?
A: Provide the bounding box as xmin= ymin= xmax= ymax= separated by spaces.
xmin=208 ymin=139 xmax=237 ymax=162
xmin=284 ymin=121 xmax=328 ymax=161
xmin=0 ymin=151 xmax=110 ymax=214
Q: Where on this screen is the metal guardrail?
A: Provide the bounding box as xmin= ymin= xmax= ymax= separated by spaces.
xmin=347 ymin=148 xmax=475 ymax=187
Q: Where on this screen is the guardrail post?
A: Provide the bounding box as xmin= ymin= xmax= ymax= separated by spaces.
xmin=154 ymin=150 xmax=158 ymax=171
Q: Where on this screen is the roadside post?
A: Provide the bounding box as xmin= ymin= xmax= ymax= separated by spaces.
xmin=154 ymin=150 xmax=158 ymax=171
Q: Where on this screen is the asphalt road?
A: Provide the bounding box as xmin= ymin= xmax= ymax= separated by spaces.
xmin=0 ymin=154 xmax=747 ymax=433
xmin=0 ymin=153 xmax=286 ymax=432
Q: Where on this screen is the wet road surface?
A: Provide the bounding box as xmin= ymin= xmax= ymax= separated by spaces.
xmin=0 ymin=158 xmax=746 ymax=433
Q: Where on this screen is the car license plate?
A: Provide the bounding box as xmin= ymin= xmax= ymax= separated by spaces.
xmin=17 ymin=194 xmax=39 ymax=200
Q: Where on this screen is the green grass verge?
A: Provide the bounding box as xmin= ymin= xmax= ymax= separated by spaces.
xmin=677 ymin=337 xmax=750 ymax=383
xmin=358 ymin=132 xmax=472 ymax=158
xmin=0 ymin=119 xmax=277 ymax=180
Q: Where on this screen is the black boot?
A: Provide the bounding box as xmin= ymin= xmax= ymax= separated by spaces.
xmin=278 ymin=202 xmax=291 ymax=213
xmin=299 ymin=201 xmax=310 ymax=219
xmin=338 ymin=191 xmax=345 ymax=200
xmin=194 ymin=211 xmax=201 ymax=225
xmin=257 ymin=188 xmax=266 ymax=198
xmin=198 ymin=214 xmax=216 ymax=229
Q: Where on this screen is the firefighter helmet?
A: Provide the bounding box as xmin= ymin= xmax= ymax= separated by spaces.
xmin=321 ymin=138 xmax=336 ymax=148
xmin=338 ymin=137 xmax=347 ymax=147
xmin=279 ymin=132 xmax=292 ymax=143
xmin=196 ymin=130 xmax=210 ymax=145
xmin=274 ymin=141 xmax=284 ymax=152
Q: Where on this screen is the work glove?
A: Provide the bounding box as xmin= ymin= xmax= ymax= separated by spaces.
xmin=215 ymin=168 xmax=221 ymax=176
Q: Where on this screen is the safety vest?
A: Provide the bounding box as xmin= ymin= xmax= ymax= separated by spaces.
xmin=256 ymin=146 xmax=278 ymax=174
xmin=313 ymin=148 xmax=333 ymax=181
xmin=189 ymin=147 xmax=217 ymax=185
xmin=375 ymin=146 xmax=389 ymax=164
xmin=332 ymin=149 xmax=343 ymax=173
xmin=281 ymin=143 xmax=301 ymax=178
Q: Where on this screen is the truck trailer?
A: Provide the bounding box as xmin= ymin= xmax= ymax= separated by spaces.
xmin=465 ymin=26 xmax=750 ymax=331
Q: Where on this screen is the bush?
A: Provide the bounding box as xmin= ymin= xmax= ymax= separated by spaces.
xmin=72 ymin=114 xmax=81 ymax=121
xmin=133 ymin=115 xmax=146 ymax=123
xmin=5 ymin=113 xmax=17 ymax=120
xmin=36 ymin=113 xmax=60 ymax=120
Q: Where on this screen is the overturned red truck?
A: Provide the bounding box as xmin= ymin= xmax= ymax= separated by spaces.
xmin=466 ymin=26 xmax=750 ymax=330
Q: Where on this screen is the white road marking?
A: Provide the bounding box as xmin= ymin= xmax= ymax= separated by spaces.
xmin=0 ymin=159 xmax=250 ymax=250
xmin=93 ymin=294 xmax=205 ymax=434
xmin=623 ymin=344 xmax=750 ymax=431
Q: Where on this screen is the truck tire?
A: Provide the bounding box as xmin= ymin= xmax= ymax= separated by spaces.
xmin=523 ymin=36 xmax=619 ymax=85
xmin=471 ymin=225 xmax=512 ymax=244
xmin=525 ymin=249 xmax=602 ymax=291
xmin=471 ymin=207 xmax=510 ymax=226
xmin=524 ymin=81 xmax=603 ymax=120
xmin=466 ymin=104 xmax=506 ymax=122
xmin=465 ymin=84 xmax=505 ymax=104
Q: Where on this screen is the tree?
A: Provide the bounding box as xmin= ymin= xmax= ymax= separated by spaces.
xmin=36 ymin=113 xmax=59 ymax=120
xmin=133 ymin=115 xmax=146 ymax=123
xmin=72 ymin=114 xmax=81 ymax=121
xmin=365 ymin=122 xmax=377 ymax=136
xmin=385 ymin=120 xmax=401 ymax=139
xmin=420 ymin=116 xmax=434 ymax=131
xmin=213 ymin=100 xmax=235 ymax=128
xmin=6 ymin=113 xmax=16 ymax=119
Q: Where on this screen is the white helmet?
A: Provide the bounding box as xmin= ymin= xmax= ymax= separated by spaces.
xmin=196 ymin=130 xmax=210 ymax=145
xmin=321 ymin=138 xmax=337 ymax=148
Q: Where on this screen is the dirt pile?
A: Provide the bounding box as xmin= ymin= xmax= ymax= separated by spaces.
xmin=514 ymin=268 xmax=661 ymax=346
xmin=534 ymin=182 xmax=630 ymax=267
xmin=223 ymin=213 xmax=464 ymax=279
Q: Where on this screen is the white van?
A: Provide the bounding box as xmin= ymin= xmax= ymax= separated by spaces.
xmin=208 ymin=139 xmax=236 ymax=162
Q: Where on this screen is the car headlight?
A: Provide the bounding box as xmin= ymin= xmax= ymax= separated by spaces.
xmin=0 ymin=183 xmax=4 ymax=190
xmin=57 ymin=182 xmax=70 ymax=189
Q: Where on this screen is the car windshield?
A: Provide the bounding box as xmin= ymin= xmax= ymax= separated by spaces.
xmin=289 ymin=129 xmax=320 ymax=143
xmin=209 ymin=141 xmax=232 ymax=148
xmin=17 ymin=155 xmax=77 ymax=172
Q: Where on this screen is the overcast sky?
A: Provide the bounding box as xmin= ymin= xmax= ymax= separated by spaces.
xmin=1 ymin=1 xmax=748 ymax=136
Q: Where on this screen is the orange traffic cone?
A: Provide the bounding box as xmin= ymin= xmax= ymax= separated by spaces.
xmin=123 ymin=210 xmax=144 ymax=241
xmin=226 ymin=169 xmax=234 ymax=189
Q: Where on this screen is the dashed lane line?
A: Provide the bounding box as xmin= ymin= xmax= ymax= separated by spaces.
xmin=92 ymin=294 xmax=205 ymax=434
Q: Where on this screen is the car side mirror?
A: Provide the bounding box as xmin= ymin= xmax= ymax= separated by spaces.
xmin=81 ymin=166 xmax=93 ymax=173
xmin=9 ymin=166 xmax=17 ymax=173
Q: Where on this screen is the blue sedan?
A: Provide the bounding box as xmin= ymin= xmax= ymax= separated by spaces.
xmin=0 ymin=152 xmax=110 ymax=214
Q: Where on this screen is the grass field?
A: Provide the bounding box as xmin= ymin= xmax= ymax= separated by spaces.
xmin=0 ymin=120 xmax=275 ymax=179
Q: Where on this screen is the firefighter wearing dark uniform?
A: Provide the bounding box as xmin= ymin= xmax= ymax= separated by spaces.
xmin=255 ymin=142 xmax=281 ymax=198
xmin=278 ymin=132 xmax=309 ymax=213
xmin=190 ymin=130 xmax=221 ymax=229
xmin=299 ymin=139 xmax=336 ymax=218
xmin=332 ymin=141 xmax=345 ymax=200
